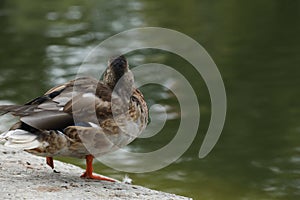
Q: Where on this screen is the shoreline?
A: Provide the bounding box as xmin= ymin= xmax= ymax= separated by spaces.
xmin=0 ymin=145 xmax=191 ymax=200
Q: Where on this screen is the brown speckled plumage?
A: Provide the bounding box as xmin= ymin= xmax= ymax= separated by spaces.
xmin=0 ymin=56 xmax=148 ymax=181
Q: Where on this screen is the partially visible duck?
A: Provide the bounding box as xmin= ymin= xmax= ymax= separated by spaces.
xmin=0 ymin=55 xmax=148 ymax=182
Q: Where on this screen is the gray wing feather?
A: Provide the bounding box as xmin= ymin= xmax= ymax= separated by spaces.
xmin=21 ymin=111 xmax=73 ymax=130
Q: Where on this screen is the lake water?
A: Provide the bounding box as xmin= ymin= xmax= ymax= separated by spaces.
xmin=0 ymin=1 xmax=299 ymax=199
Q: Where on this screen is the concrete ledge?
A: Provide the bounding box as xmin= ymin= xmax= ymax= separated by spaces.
xmin=0 ymin=145 xmax=191 ymax=200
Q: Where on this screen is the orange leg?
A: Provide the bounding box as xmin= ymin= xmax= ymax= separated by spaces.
xmin=80 ymin=155 xmax=115 ymax=182
xmin=46 ymin=157 xmax=54 ymax=169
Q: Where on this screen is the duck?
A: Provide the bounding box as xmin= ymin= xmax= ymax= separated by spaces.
xmin=0 ymin=55 xmax=148 ymax=182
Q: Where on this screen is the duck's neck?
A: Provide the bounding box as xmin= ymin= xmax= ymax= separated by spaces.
xmin=103 ymin=67 xmax=119 ymax=89
xmin=103 ymin=68 xmax=134 ymax=99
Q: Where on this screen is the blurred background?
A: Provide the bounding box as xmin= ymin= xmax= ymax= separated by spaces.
xmin=0 ymin=0 xmax=299 ymax=199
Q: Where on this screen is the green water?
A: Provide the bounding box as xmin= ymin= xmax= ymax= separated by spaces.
xmin=0 ymin=1 xmax=299 ymax=199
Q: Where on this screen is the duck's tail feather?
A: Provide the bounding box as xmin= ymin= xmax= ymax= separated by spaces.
xmin=0 ymin=129 xmax=41 ymax=149
xmin=0 ymin=105 xmax=35 ymax=116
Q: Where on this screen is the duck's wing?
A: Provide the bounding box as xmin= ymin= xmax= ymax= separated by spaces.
xmin=24 ymin=77 xmax=104 ymax=130
xmin=62 ymin=82 xmax=113 ymax=126
xmin=0 ymin=77 xmax=101 ymax=130
xmin=19 ymin=83 xmax=73 ymax=130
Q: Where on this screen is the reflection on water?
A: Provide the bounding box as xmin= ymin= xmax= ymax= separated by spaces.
xmin=0 ymin=0 xmax=300 ymax=199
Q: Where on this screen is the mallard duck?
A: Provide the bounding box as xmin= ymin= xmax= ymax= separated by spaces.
xmin=0 ymin=55 xmax=148 ymax=182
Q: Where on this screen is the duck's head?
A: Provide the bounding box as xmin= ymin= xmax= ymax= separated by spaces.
xmin=103 ymin=55 xmax=134 ymax=92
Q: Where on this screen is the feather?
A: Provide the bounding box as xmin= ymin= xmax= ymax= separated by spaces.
xmin=20 ymin=111 xmax=73 ymax=130
xmin=4 ymin=140 xmax=41 ymax=150
xmin=0 ymin=105 xmax=35 ymax=116
xmin=122 ymin=174 xmax=132 ymax=184
xmin=1 ymin=129 xmax=41 ymax=150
